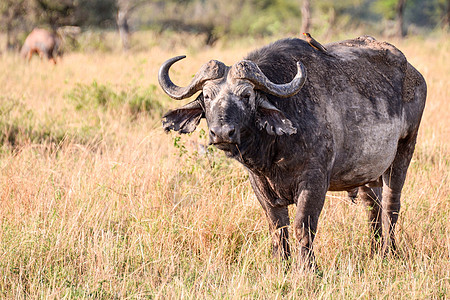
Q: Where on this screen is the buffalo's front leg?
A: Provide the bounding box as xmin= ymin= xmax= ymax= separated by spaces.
xmin=293 ymin=175 xmax=327 ymax=267
xmin=263 ymin=205 xmax=291 ymax=259
xmin=248 ymin=173 xmax=291 ymax=259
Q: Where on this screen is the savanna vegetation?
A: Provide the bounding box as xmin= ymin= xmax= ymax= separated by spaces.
xmin=1 ymin=0 xmax=449 ymax=52
xmin=0 ymin=29 xmax=448 ymax=298
xmin=0 ymin=0 xmax=449 ymax=298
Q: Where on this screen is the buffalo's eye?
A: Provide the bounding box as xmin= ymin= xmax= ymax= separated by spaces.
xmin=203 ymin=94 xmax=210 ymax=101
xmin=241 ymin=93 xmax=251 ymax=101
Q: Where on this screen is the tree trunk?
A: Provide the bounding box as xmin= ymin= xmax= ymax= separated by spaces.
xmin=300 ymin=0 xmax=311 ymax=34
xmin=117 ymin=0 xmax=131 ymax=51
xmin=444 ymin=0 xmax=450 ymax=31
xmin=395 ymin=0 xmax=407 ymax=38
xmin=6 ymin=23 xmax=12 ymax=51
xmin=5 ymin=8 xmax=13 ymax=51
xmin=325 ymin=6 xmax=336 ymax=38
xmin=5 ymin=16 xmax=18 ymax=51
xmin=117 ymin=8 xmax=130 ymax=51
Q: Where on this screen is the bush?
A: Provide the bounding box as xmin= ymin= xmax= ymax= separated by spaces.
xmin=125 ymin=85 xmax=164 ymax=116
xmin=66 ymin=81 xmax=164 ymax=117
xmin=0 ymin=97 xmax=71 ymax=148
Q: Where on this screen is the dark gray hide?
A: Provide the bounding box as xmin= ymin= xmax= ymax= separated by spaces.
xmin=159 ymin=36 xmax=427 ymax=265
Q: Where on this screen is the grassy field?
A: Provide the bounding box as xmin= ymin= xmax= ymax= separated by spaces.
xmin=0 ymin=32 xmax=449 ymax=298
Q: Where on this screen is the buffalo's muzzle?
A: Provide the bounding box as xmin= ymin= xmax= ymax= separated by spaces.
xmin=209 ymin=125 xmax=239 ymax=145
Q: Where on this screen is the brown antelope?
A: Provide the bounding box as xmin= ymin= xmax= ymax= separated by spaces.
xmin=20 ymin=28 xmax=60 ymax=64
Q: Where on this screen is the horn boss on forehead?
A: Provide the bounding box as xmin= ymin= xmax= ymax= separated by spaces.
xmin=158 ymin=56 xmax=227 ymax=100
xmin=229 ymin=60 xmax=307 ymax=98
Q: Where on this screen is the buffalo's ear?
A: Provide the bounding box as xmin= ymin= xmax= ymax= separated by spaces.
xmin=256 ymin=95 xmax=297 ymax=136
xmin=162 ymin=94 xmax=205 ymax=134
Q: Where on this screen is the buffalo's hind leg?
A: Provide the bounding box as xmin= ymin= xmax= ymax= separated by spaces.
xmin=358 ymin=185 xmax=383 ymax=255
xmin=382 ymin=134 xmax=418 ymax=255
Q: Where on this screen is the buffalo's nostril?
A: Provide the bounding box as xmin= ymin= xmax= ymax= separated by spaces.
xmin=209 ymin=125 xmax=238 ymax=144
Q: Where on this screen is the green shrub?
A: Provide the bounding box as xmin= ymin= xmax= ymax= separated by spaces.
xmin=74 ymin=30 xmax=114 ymax=53
xmin=126 ymin=85 xmax=164 ymax=116
xmin=0 ymin=97 xmax=69 ymax=148
xmin=66 ymin=80 xmax=118 ymax=110
xmin=66 ymin=81 xmax=164 ymax=117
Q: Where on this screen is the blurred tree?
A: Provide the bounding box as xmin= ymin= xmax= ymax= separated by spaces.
xmin=314 ymin=0 xmax=363 ymax=36
xmin=373 ymin=0 xmax=407 ymax=37
xmin=115 ymin=0 xmax=192 ymax=49
xmin=117 ymin=0 xmax=131 ymax=50
xmin=0 ymin=0 xmax=28 ymax=50
xmin=405 ymin=0 xmax=450 ymax=30
xmin=444 ymin=0 xmax=450 ymax=30
xmin=134 ymin=0 xmax=230 ymax=45
xmin=1 ymin=0 xmax=448 ymax=54
xmin=395 ymin=0 xmax=407 ymax=37
xmin=34 ymin=0 xmax=76 ymax=30
xmin=301 ymin=0 xmax=311 ymax=33
xmin=74 ymin=0 xmax=117 ymax=27
xmin=34 ymin=0 xmax=117 ymax=28
xmin=229 ymin=0 xmax=300 ymax=37
xmin=116 ymin=0 xmax=150 ymax=51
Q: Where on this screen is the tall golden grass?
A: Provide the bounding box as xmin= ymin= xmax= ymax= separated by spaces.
xmin=0 ymin=32 xmax=448 ymax=298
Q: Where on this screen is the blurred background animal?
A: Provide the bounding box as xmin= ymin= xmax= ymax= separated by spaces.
xmin=20 ymin=28 xmax=61 ymax=64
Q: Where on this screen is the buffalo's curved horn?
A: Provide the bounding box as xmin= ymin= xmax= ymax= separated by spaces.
xmin=158 ymin=55 xmax=227 ymax=100
xmin=230 ymin=60 xmax=307 ymax=98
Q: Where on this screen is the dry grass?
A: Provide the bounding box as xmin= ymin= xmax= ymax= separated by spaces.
xmin=0 ymin=32 xmax=449 ymax=299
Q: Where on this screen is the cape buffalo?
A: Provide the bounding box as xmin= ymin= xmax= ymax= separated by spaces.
xmin=20 ymin=28 xmax=60 ymax=64
xmin=158 ymin=36 xmax=427 ymax=266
